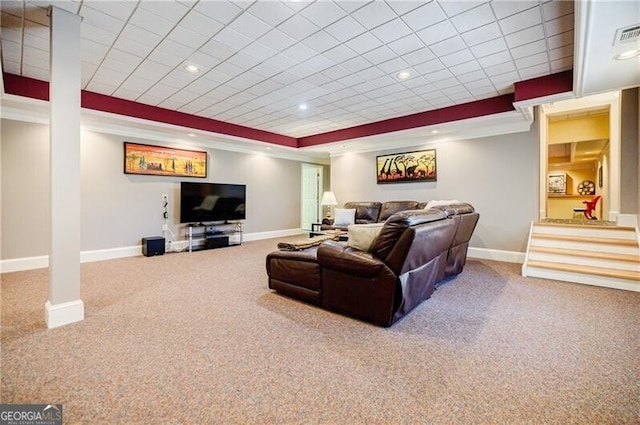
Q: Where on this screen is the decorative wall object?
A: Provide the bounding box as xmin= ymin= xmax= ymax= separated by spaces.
xmin=548 ymin=173 xmax=568 ymax=194
xmin=376 ymin=149 xmax=437 ymax=184
xmin=577 ymin=180 xmax=596 ymax=195
xmin=124 ymin=142 xmax=207 ymax=178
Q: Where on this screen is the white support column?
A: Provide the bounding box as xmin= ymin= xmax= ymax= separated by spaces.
xmin=45 ymin=6 xmax=84 ymax=328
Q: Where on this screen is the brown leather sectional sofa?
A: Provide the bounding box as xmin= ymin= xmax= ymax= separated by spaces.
xmin=266 ymin=203 xmax=479 ymax=327
xmin=320 ymin=200 xmax=426 ymax=231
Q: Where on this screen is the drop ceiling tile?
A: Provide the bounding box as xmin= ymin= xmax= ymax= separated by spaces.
xmin=345 ymin=31 xmax=382 ymax=54
xmin=194 ymin=0 xmax=242 ymax=25
xmin=401 ymin=2 xmax=446 ymax=32
xmin=302 ymin=55 xmax=336 ymax=73
xmin=241 ymin=40 xmax=277 ymax=62
xmin=285 ymin=63 xmax=316 ymax=79
xmin=226 ymin=51 xmax=261 ymax=70
xmin=350 ymin=1 xmax=397 ymax=29
xmin=518 ymin=63 xmax=550 ymax=80
xmin=210 ymin=61 xmax=246 ymax=80
xmin=22 ymin=46 xmax=48 ymax=69
xmin=370 ymin=18 xmax=412 ymax=44
xmin=224 ymin=71 xmax=264 ymax=91
xmin=247 ymin=1 xmax=295 ymax=26
xmin=464 ymin=78 xmax=493 ymax=89
xmin=301 ymin=30 xmax=341 ymax=54
xmin=138 ymin=1 xmax=190 ymax=22
xmin=515 ymin=52 xmax=548 ymax=69
xmin=23 ymin=28 xmax=48 ymax=50
xmin=376 ymin=56 xmax=408 ymax=74
xmin=229 ymin=10 xmax=272 ymax=40
xmin=490 ymin=1 xmax=538 ymax=20
xmin=547 ymin=30 xmax=573 ymax=49
xmin=429 ymin=36 xmax=467 ymax=57
xmin=321 ymin=64 xmax=351 ymax=80
xmin=199 ymin=39 xmax=236 ymax=62
xmin=83 ymin=0 xmax=135 ymax=21
xmin=86 ymin=80 xmax=119 ymax=96
xmin=120 ymin=74 xmax=157 ymax=93
xmin=148 ymin=48 xmax=188 ymax=68
xmin=548 ymin=45 xmax=572 ymax=61
xmin=550 ymin=56 xmax=572 ymax=72
xmin=460 ymin=22 xmax=503 ymax=47
xmin=282 ymin=42 xmax=318 ymax=62
xmin=1 ymin=38 xmax=21 ymax=60
xmin=325 ymin=15 xmax=366 ymax=42
xmin=416 ymin=20 xmax=457 ymax=46
xmin=439 ymin=1 xmax=484 ymax=17
xmin=118 ymin=24 xmax=163 ymax=48
xmin=450 ymin=3 xmax=495 ymax=33
xmin=213 ymin=26 xmax=253 ymax=50
xmin=23 ymin=5 xmax=48 ymax=26
xmin=323 ymin=44 xmax=358 ymax=63
xmin=182 ymin=76 xmax=218 ymax=94
xmin=112 ymin=37 xmax=154 ymax=59
xmin=82 ymin=25 xmax=118 ymax=50
xmin=440 ymin=49 xmax=475 ymax=67
xmin=129 ymin=7 xmax=174 ymax=37
xmin=179 ymin=11 xmax=224 ymax=39
xmin=489 ymin=70 xmax=519 ymax=86
xmin=356 ymin=66 xmax=386 ymax=81
xmin=425 ymin=68 xmax=453 ymax=83
xmin=504 ymin=25 xmax=544 ymax=48
xmin=134 ymin=60 xmax=173 ymax=81
xmin=544 ymin=14 xmax=574 ymax=37
xmin=341 ymin=55 xmax=373 ymax=73
xmin=186 ymin=51 xmax=222 ymax=70
xmin=477 ymin=50 xmax=513 ymax=68
xmin=413 ymin=58 xmax=445 ymax=75
xmin=484 ymin=60 xmax=516 ymax=77
xmin=387 ymin=33 xmax=424 ymax=56
xmin=498 ymin=7 xmax=542 ymax=35
xmin=510 ymin=39 xmax=547 ymax=59
xmin=259 ymin=28 xmax=297 ymax=52
xmin=279 ymin=14 xmax=319 ymax=41
xmin=448 ymin=59 xmax=481 ymax=76
xmin=300 ymin=1 xmax=348 ymax=27
xmin=400 ymin=47 xmax=436 ymax=66
xmin=168 ymin=25 xmax=209 ymax=49
xmin=136 ymin=92 xmax=166 ymax=106
xmin=457 ymin=69 xmax=487 ymax=83
xmin=542 ymin=0 xmax=574 ymax=20
xmin=468 ymin=85 xmax=498 ymax=97
xmin=264 ymin=53 xmax=298 ymax=71
xmin=158 ymin=99 xmax=186 ymax=110
xmin=362 ymin=45 xmax=396 ymax=65
xmin=251 ymin=62 xmax=281 ymax=79
xmin=305 ymin=73 xmax=333 ymax=87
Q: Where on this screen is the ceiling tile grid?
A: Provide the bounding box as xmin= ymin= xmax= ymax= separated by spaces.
xmin=0 ymin=0 xmax=575 ymax=138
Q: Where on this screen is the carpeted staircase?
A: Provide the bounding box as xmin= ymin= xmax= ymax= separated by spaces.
xmin=522 ymin=221 xmax=640 ymax=292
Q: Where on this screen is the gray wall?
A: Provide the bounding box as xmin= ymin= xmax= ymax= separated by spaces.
xmin=620 ymin=87 xmax=639 ymax=214
xmin=1 ymin=119 xmax=307 ymax=259
xmin=330 ymin=128 xmax=539 ymax=253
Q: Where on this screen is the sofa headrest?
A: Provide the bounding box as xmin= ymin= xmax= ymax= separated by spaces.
xmin=344 ymin=201 xmax=382 ymax=222
xmin=372 ymin=209 xmax=447 ymax=260
xmin=379 ymin=201 xmax=420 ymax=222
xmin=429 ymin=203 xmax=475 ymax=216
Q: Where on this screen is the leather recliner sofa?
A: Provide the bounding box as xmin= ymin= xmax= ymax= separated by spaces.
xmin=266 ymin=204 xmax=479 ymax=327
xmin=320 ymin=200 xmax=426 ymax=231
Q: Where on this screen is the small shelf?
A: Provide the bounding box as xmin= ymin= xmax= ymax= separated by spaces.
xmin=186 ymin=222 xmax=243 ymax=252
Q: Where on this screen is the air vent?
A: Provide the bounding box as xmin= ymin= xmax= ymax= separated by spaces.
xmin=613 ymin=24 xmax=640 ymax=45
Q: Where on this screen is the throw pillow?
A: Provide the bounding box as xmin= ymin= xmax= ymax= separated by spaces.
xmin=425 ymin=200 xmax=460 ymax=209
xmin=333 ymin=208 xmax=356 ymax=226
xmin=347 ymin=223 xmax=384 ymax=252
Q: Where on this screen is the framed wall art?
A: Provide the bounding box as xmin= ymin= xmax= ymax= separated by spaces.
xmin=376 ymin=149 xmax=437 ymax=184
xmin=124 ymin=142 xmax=207 ymax=178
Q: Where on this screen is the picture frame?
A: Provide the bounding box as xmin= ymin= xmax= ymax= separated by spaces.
xmin=376 ymin=149 xmax=437 ymax=184
xmin=548 ymin=173 xmax=567 ymax=194
xmin=124 ymin=142 xmax=207 ymax=178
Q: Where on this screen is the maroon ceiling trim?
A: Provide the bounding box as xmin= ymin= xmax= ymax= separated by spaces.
xmin=2 ymin=73 xmax=297 ymax=147
xmin=3 ymin=70 xmax=573 ymax=148
xmin=297 ymin=94 xmax=516 ymax=147
xmin=513 ymin=70 xmax=573 ymax=102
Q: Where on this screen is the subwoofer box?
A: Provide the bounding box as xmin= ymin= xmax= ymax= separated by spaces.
xmin=142 ymin=236 xmax=165 ymax=256
xmin=205 ymin=236 xmax=229 ymax=249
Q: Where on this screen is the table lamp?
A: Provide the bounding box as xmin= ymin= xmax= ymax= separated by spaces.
xmin=320 ymin=191 xmax=338 ymax=219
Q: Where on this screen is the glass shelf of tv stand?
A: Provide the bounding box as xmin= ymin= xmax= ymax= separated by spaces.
xmin=186 ymin=221 xmax=243 ymax=252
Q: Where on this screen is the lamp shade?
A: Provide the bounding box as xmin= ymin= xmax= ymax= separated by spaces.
xmin=320 ymin=191 xmax=338 ymax=206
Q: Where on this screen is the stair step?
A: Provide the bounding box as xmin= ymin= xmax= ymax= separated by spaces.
xmin=526 ymin=260 xmax=640 ymax=281
xmin=531 ymin=233 xmax=638 ymax=247
xmin=532 ymin=225 xmax=637 ymax=240
xmin=528 ymin=246 xmax=640 ymax=263
xmin=535 ymin=221 xmax=634 ymax=231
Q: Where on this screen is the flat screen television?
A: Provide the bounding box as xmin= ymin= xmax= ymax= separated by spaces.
xmin=180 ymin=182 xmax=246 ymax=223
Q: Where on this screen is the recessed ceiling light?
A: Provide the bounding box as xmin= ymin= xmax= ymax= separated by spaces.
xmin=431 ymin=130 xmax=439 ymax=134
xmin=185 ymin=64 xmax=200 ymax=73
xmin=188 ymin=133 xmax=196 ymax=137
xmin=614 ymin=49 xmax=640 ymax=60
xmin=299 ymin=104 xmax=308 ymax=110
xmin=396 ymin=71 xmax=411 ymax=80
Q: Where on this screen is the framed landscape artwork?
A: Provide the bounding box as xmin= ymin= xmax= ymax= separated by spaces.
xmin=124 ymin=142 xmax=207 ymax=178
xmin=376 ymin=149 xmax=437 ymax=184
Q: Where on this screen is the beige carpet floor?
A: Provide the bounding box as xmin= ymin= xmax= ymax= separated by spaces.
xmin=1 ymin=237 xmax=639 ymax=424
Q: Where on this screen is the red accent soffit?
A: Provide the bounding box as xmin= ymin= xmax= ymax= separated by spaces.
xmin=3 ymin=70 xmax=573 ymax=148
xmin=298 ymin=94 xmax=516 ymax=147
xmin=513 ymin=70 xmax=573 ymax=102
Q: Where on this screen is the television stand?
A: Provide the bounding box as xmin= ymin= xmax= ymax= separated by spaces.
xmin=186 ymin=222 xmax=243 ymax=252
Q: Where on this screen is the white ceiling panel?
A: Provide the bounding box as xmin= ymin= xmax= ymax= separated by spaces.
xmin=0 ymin=0 xmax=591 ymax=141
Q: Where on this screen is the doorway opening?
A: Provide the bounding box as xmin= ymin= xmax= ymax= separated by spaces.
xmin=301 ymin=164 xmax=323 ymax=231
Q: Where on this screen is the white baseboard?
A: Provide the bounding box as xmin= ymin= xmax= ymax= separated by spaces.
xmin=45 ymin=299 xmax=84 ymax=328
xmin=617 ymin=214 xmax=638 ymax=228
xmin=468 ymin=247 xmax=525 ymax=264
xmin=0 ymin=229 xmax=306 ymax=273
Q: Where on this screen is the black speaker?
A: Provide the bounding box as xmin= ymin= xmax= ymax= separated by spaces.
xmin=142 ymin=236 xmax=165 ymax=256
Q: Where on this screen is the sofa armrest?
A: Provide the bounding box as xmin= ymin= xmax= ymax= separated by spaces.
xmin=317 ymin=241 xmax=386 ymax=278
xmin=321 ymin=218 xmax=334 ymax=225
